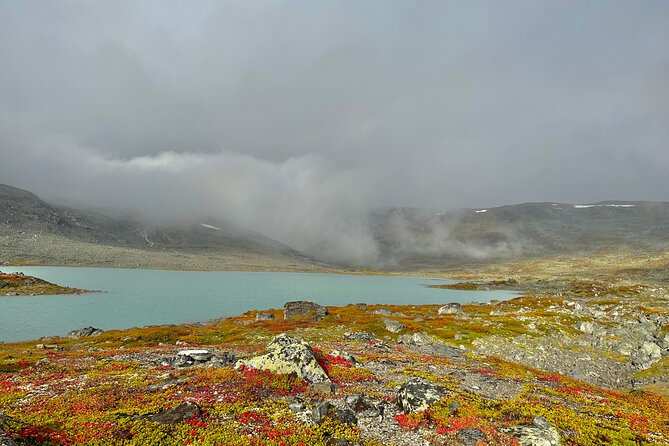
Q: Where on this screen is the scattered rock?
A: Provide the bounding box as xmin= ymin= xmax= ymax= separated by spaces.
xmin=284 ymin=301 xmax=328 ymax=320
xmin=373 ymin=308 xmax=394 ymax=316
xmin=255 ymin=312 xmax=275 ymax=321
xmin=396 ymin=377 xmax=444 ymax=413
xmin=143 ymin=402 xmax=202 ymax=424
xmin=397 ymin=332 xmax=436 ymax=346
xmin=456 ymin=427 xmax=487 ymax=446
xmin=501 ymin=416 xmax=562 ymax=446
xmin=382 ymin=318 xmax=404 ymax=333
xmin=438 ymin=303 xmax=464 ymax=316
xmin=343 ymin=331 xmax=376 ymax=342
xmin=236 ymin=333 xmax=330 ymax=383
xmin=312 ymin=402 xmax=357 ymax=425
xmin=0 ymin=280 xmax=7 ymax=289
xmin=575 ymin=321 xmax=595 ymax=335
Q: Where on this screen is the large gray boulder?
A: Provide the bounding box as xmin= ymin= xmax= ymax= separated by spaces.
xmin=383 ymin=318 xmax=404 ymax=333
xmin=236 ymin=333 xmax=330 ymax=383
xmin=284 ymin=301 xmax=328 ymax=320
xmin=396 ymin=377 xmax=444 ymax=413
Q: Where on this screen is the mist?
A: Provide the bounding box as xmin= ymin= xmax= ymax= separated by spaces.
xmin=1 ymin=1 xmax=668 ymax=264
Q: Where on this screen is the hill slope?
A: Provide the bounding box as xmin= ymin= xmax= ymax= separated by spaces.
xmin=363 ymin=202 xmax=669 ymax=269
xmin=0 ymin=184 xmax=326 ymax=271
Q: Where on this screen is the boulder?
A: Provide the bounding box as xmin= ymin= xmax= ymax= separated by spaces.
xmin=312 ymin=402 xmax=358 ymax=425
xmin=501 ymin=416 xmax=562 ymax=446
xmin=284 ymin=301 xmax=328 ymax=320
xmin=396 ymin=377 xmax=444 ymax=413
xmin=68 ymin=326 xmax=104 ymax=338
xmin=383 ymin=318 xmax=404 ymax=333
xmin=255 ymin=312 xmax=275 ymax=321
xmin=438 ymin=303 xmax=464 ymax=316
xmin=143 ymin=402 xmax=202 ymax=424
xmin=397 ymin=332 xmax=436 ymax=346
xmin=0 ymin=280 xmax=7 ymax=289
xmin=236 ymin=333 xmax=330 ymax=383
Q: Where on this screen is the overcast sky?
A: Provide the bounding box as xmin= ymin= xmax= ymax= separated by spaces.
xmin=1 ymin=1 xmax=668 ymax=250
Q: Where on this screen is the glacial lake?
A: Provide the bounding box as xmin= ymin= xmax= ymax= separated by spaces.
xmin=0 ymin=266 xmax=517 ymax=343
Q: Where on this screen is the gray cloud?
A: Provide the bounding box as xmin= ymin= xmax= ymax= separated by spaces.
xmin=1 ymin=0 xmax=668 ymax=262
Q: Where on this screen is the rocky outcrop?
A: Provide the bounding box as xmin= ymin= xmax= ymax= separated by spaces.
xmin=68 ymin=326 xmax=104 ymax=338
xmin=284 ymin=301 xmax=328 ymax=320
xmin=396 ymin=377 xmax=444 ymax=413
xmin=236 ymin=333 xmax=330 ymax=383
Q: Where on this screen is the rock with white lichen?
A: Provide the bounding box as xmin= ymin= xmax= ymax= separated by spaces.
xmin=235 ymin=333 xmax=330 ymax=383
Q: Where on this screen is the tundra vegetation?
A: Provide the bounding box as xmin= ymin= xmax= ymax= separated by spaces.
xmin=1 ymin=259 xmax=669 ymax=446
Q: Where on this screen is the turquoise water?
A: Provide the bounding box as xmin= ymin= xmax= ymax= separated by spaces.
xmin=0 ymin=266 xmax=516 ymax=342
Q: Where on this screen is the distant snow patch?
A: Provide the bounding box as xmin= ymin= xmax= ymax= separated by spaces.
xmin=475 ymin=209 xmax=488 ymax=213
xmin=574 ymin=204 xmax=635 ymax=209
xmin=435 ymin=212 xmax=446 ymax=216
xmin=200 ymin=223 xmax=222 ymax=230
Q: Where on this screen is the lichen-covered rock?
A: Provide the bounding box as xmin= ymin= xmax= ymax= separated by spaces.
xmin=68 ymin=326 xmax=104 ymax=338
xmin=383 ymin=318 xmax=404 ymax=333
xmin=397 ymin=332 xmax=436 ymax=346
xmin=501 ymin=416 xmax=562 ymax=446
xmin=312 ymin=402 xmax=357 ymax=425
xmin=438 ymin=303 xmax=464 ymax=315
xmin=236 ymin=333 xmax=330 ymax=383
xmin=396 ymin=377 xmax=444 ymax=413
xmin=284 ymin=301 xmax=328 ymax=320
xmin=329 ymin=349 xmax=356 ymax=364
xmin=143 ymin=402 xmax=202 ymax=424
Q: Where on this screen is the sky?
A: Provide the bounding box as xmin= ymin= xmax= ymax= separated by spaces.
xmin=1 ymin=0 xmax=668 ymax=255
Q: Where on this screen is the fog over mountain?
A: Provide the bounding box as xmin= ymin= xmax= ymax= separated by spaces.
xmin=1 ymin=1 xmax=668 ymax=264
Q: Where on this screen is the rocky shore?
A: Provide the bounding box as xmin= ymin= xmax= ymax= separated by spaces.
xmin=1 ymin=291 xmax=668 ymax=445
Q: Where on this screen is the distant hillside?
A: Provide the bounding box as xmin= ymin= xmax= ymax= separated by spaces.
xmin=0 ymin=184 xmax=327 ymax=271
xmin=362 ymin=202 xmax=669 ymax=270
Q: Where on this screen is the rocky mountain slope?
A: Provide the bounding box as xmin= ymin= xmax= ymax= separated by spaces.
xmin=363 ymin=202 xmax=669 ymax=270
xmin=0 ymin=184 xmax=326 ymax=271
